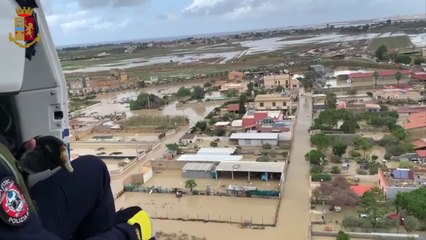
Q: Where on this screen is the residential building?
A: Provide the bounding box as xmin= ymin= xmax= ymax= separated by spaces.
xmin=402 ymin=112 xmax=426 ymax=139
xmin=378 ymin=168 xmax=424 ymax=199
xmin=412 ymin=138 xmax=426 ymax=158
xmin=226 ymin=104 xmax=240 ymax=113
xmin=228 ymin=71 xmax=244 ymax=81
xmin=411 ymin=72 xmax=426 ymax=82
xmin=242 ymin=110 xmax=283 ymax=129
xmin=220 ymin=82 xmax=247 ymax=94
xmin=263 ymin=74 xmax=300 ymax=90
xmin=229 ymin=133 xmax=279 ymax=146
xmin=372 ymin=89 xmax=422 ymax=102
xmin=343 ymin=70 xmax=411 ymax=86
xmin=180 ymin=134 xmax=196 ymax=145
xmin=256 ymin=118 xmax=292 ymax=133
xmin=254 ymin=94 xmax=294 ymax=113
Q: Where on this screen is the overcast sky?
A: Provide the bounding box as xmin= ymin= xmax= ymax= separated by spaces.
xmin=39 ymin=0 xmax=425 ymax=46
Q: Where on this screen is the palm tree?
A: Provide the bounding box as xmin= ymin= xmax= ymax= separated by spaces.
xmin=373 ymin=71 xmax=379 ymax=86
xmin=395 ymin=71 xmax=402 ymax=85
xmin=185 ymin=179 xmax=197 ymax=192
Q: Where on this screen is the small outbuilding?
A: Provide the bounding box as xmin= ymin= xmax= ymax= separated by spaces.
xmin=215 ymin=161 xmax=285 ymax=182
xmin=180 ymin=133 xmax=196 ymax=145
xmin=229 ymin=133 xmax=279 ymax=146
xmin=182 ymin=163 xmax=215 ymax=179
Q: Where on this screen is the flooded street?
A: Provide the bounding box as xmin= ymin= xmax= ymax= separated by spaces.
xmin=139 ymin=91 xmax=313 ymax=239
xmin=77 ymin=82 xmax=222 ymax=125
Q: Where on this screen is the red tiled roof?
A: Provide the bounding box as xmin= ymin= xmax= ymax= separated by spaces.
xmin=403 ymin=112 xmax=426 ymax=130
xmin=412 ymin=72 xmax=426 ymax=81
xmin=397 ymin=107 xmax=426 ymax=114
xmin=351 ymin=185 xmax=374 ymax=196
xmin=350 ymin=72 xmax=374 ymax=79
xmin=416 ymin=150 xmax=426 ymax=158
xmin=384 ymin=83 xmax=412 ymax=90
xmin=350 ymin=70 xmax=411 ymax=79
xmin=412 ymin=139 xmax=426 ymax=149
xmin=227 ymin=104 xmax=240 ymax=112
xmin=336 ymin=101 xmax=347 ymax=110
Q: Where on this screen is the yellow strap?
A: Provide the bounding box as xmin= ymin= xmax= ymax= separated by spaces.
xmin=127 ymin=210 xmax=153 ymax=240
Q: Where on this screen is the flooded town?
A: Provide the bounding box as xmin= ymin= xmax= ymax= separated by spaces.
xmin=1 ymin=1 xmax=426 ymax=240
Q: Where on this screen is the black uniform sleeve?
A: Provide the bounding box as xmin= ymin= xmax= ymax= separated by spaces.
xmin=0 ymin=149 xmax=137 ymax=240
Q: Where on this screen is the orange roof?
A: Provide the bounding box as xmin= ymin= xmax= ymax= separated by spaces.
xmin=403 ymin=112 xmax=426 ymax=130
xmin=412 ymin=139 xmax=426 ymax=149
xmin=417 ymin=150 xmax=426 ymax=158
xmin=351 ymin=185 xmax=374 ymax=196
xmin=227 ymin=104 xmax=240 ymax=112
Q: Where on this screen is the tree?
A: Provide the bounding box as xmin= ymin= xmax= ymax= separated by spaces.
xmin=373 ymin=71 xmax=380 ymax=86
xmin=394 ymin=55 xmax=411 ymax=65
xmin=394 ymin=71 xmax=402 ymax=85
xmin=333 ymin=143 xmax=347 ymax=157
xmin=331 ymin=166 xmax=341 ymax=174
xmin=191 ymin=86 xmax=205 ymax=100
xmin=311 ymin=133 xmax=335 ymax=152
xmin=359 ymin=187 xmax=388 ymax=226
xmin=395 ymin=187 xmax=426 ymax=220
xmin=176 ymin=87 xmax=191 ymax=97
xmin=310 ymin=165 xmax=323 ymax=174
xmin=194 ymin=121 xmax=208 ymax=132
xmin=305 ymin=149 xmax=325 ymax=165
xmin=340 ymin=120 xmax=359 ymax=133
xmin=325 ymin=92 xmax=337 ymax=109
xmin=319 ymin=176 xmax=359 ymax=206
xmin=130 ymin=93 xmax=164 ymax=110
xmin=375 ymin=45 xmax=388 ymax=61
xmin=239 ymin=94 xmax=247 ymax=114
xmin=185 ymin=179 xmax=197 ymax=192
xmin=379 ymin=135 xmax=399 ymax=146
xmin=399 ymin=160 xmax=416 ymax=169
xmin=336 ymin=230 xmax=350 ymax=240
xmin=414 ymin=57 xmax=425 ymax=65
xmin=210 ymin=142 xmax=218 ymax=148
xmin=247 ymin=82 xmax=254 ymax=96
xmin=213 ymin=128 xmax=226 ymax=136
xmin=404 ymin=216 xmax=419 ymax=232
xmin=391 ymin=125 xmax=408 ymax=140
xmin=166 ymin=143 xmax=180 ymax=152
xmin=354 ymin=138 xmax=373 ymax=159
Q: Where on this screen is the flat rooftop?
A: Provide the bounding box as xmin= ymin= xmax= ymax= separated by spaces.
xmin=197 ymin=148 xmax=236 ymax=155
xmin=176 ymin=155 xmax=243 ymax=162
xmin=216 ymin=161 xmax=285 ymax=173
xmin=230 ymin=133 xmax=279 ymax=140
xmin=182 ymin=163 xmax=215 ymax=172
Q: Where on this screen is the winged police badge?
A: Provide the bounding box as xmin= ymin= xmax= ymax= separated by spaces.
xmin=9 ymin=6 xmax=40 ymax=49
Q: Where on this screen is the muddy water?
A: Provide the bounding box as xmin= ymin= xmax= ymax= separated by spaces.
xmin=78 ymin=83 xmax=222 ymax=125
xmin=133 ymin=91 xmax=314 ymax=239
xmin=116 ymin=192 xmax=278 ymax=225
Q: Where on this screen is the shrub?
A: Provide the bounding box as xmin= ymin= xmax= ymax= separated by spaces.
xmin=342 ymin=216 xmax=362 ymax=228
xmin=210 ymin=142 xmax=218 ymax=148
xmin=330 ymin=166 xmax=341 ymax=174
xmin=262 ymin=143 xmax=272 ymax=150
xmin=357 ymin=169 xmax=368 ymax=175
xmin=311 ymin=173 xmax=332 ymax=182
xmin=310 ymin=165 xmax=323 ymax=174
xmin=350 ymin=150 xmax=361 ymax=158
xmin=256 ymin=156 xmax=270 ymax=162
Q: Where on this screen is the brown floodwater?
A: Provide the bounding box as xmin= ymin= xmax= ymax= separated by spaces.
xmin=116 ymin=91 xmax=314 ymax=239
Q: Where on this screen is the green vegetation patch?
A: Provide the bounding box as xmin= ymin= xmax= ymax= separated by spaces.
xmin=368 ymin=35 xmax=412 ymax=51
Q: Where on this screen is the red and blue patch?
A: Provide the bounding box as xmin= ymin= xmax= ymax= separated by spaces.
xmin=0 ymin=177 xmax=29 ymax=226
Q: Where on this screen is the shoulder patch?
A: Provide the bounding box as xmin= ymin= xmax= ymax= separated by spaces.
xmin=0 ymin=177 xmax=29 ymax=226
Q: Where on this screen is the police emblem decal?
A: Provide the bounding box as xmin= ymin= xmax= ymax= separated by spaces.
xmin=9 ymin=6 xmax=40 ymax=49
xmin=0 ymin=177 xmax=29 ymax=226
